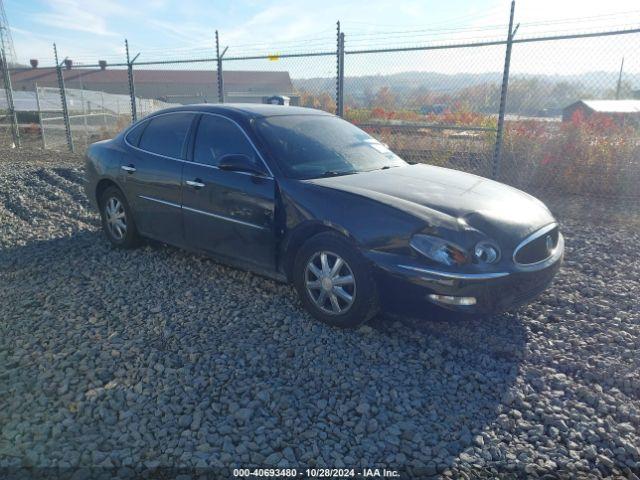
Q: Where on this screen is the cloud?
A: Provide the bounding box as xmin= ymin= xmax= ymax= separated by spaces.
xmin=219 ymin=1 xmax=341 ymax=55
xmin=10 ymin=26 xmax=36 ymax=36
xmin=32 ymin=0 xmax=121 ymax=36
xmin=11 ymin=16 xmax=125 ymax=65
xmin=146 ymin=19 xmax=213 ymax=46
xmin=222 ymin=4 xmax=294 ymax=43
xmin=9 ymin=28 xmax=56 ymax=65
xmin=10 ymin=0 xmax=640 ymax=74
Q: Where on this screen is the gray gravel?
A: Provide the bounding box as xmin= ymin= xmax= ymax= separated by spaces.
xmin=1 ymin=148 xmax=639 ymax=478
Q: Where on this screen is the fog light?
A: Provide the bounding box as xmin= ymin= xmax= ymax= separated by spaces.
xmin=428 ymin=294 xmax=477 ymax=306
xmin=474 ymin=241 xmax=500 ymax=264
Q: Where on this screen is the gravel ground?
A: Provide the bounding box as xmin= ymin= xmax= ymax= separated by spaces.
xmin=1 ymin=148 xmax=639 ymax=479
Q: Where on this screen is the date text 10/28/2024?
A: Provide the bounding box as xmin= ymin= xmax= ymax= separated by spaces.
xmin=233 ymin=468 xmax=401 ymax=478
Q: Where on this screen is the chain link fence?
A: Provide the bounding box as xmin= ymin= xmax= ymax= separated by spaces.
xmin=2 ymin=18 xmax=640 ymax=201
xmin=224 ymin=53 xmax=338 ymax=113
xmin=127 ymin=59 xmax=218 ymax=120
xmin=499 ymin=31 xmax=640 ymax=199
xmin=344 ymin=44 xmax=506 ymax=178
xmin=61 ymin=68 xmax=124 ymax=151
xmin=35 ymin=85 xmax=67 ymax=150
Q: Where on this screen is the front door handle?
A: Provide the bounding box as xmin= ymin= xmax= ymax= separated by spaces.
xmin=186 ymin=179 xmax=205 ymax=189
xmin=121 ymin=165 xmax=136 ymax=173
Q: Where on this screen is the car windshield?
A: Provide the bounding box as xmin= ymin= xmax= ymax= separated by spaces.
xmin=254 ymin=114 xmax=407 ymax=179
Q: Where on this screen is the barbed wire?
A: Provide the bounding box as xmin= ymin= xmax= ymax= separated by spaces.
xmin=9 ymin=12 xmax=640 ymax=69
xmin=144 ymin=16 xmax=640 ymax=62
xmin=344 ymin=6 xmax=506 ymax=29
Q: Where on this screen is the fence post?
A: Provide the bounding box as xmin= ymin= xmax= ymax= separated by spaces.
xmin=335 ymin=22 xmax=345 ymax=117
xmin=78 ymin=74 xmax=88 ymax=147
xmin=338 ymin=33 xmax=345 ymax=117
xmin=491 ymin=0 xmax=516 ymax=180
xmin=216 ymin=30 xmax=224 ymax=103
xmin=125 ymin=39 xmax=137 ymax=122
xmin=1 ymin=48 xmax=20 ymax=147
xmin=54 ymin=43 xmax=74 ymax=153
xmin=101 ymin=92 xmax=107 ymax=127
xmin=35 ymin=82 xmax=46 ymax=148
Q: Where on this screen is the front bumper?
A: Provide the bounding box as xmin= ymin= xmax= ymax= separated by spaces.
xmin=366 ymin=234 xmax=564 ymax=314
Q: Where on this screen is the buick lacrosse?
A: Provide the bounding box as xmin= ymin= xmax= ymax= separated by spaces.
xmin=85 ymin=104 xmax=563 ymax=327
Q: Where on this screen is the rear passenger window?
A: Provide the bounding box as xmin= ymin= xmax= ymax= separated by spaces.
xmin=139 ymin=113 xmax=194 ymax=159
xmin=194 ymin=115 xmax=257 ymax=167
xmin=125 ymin=120 xmax=147 ymax=146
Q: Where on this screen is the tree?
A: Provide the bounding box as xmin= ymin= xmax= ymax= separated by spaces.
xmin=372 ymin=86 xmax=396 ymax=110
xmin=297 ymin=90 xmax=336 ymax=113
xmin=362 ymin=86 xmax=375 ymax=109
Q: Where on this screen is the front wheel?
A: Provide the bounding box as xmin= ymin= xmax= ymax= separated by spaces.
xmin=293 ymin=232 xmax=379 ymax=328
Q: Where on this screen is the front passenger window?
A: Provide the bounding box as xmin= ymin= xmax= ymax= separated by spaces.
xmin=194 ymin=115 xmax=258 ymax=167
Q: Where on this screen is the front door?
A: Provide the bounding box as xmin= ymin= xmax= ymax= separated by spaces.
xmin=122 ymin=112 xmax=196 ymax=245
xmin=181 ymin=114 xmax=276 ymax=270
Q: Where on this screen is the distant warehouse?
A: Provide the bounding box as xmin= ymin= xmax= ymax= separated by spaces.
xmin=10 ymin=68 xmax=297 ymax=105
xmin=562 ymin=99 xmax=640 ymax=125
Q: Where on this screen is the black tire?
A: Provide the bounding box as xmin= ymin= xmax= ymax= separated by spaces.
xmin=293 ymin=232 xmax=379 ymax=328
xmin=99 ymin=186 xmax=140 ymax=249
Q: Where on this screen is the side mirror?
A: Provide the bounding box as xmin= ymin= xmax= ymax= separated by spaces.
xmin=218 ymin=153 xmax=268 ymax=177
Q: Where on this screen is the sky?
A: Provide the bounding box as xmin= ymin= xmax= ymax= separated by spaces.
xmin=5 ymin=0 xmax=640 ymax=77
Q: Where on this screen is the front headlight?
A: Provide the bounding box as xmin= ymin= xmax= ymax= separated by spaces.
xmin=410 ymin=234 xmax=468 ymax=266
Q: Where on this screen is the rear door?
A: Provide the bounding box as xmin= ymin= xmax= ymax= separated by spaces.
xmin=182 ymin=114 xmax=276 ymax=270
xmin=122 ymin=112 xmax=196 ymax=245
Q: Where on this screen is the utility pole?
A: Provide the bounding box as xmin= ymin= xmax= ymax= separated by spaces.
xmin=1 ymin=47 xmax=20 ymax=147
xmin=615 ymin=57 xmax=624 ymax=100
xmin=0 ymin=0 xmax=17 ymax=66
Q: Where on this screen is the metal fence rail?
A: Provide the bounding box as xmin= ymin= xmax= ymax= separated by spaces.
xmin=2 ymin=2 xmax=640 ymax=199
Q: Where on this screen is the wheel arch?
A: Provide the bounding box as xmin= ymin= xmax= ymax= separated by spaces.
xmin=280 ymin=221 xmax=358 ymax=282
xmin=95 ymin=178 xmax=123 ymax=206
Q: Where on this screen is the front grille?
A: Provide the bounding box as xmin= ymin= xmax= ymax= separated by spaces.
xmin=514 ymin=224 xmax=559 ymax=265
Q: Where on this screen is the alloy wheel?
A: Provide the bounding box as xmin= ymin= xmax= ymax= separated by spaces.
xmin=304 ymin=251 xmax=356 ymax=315
xmin=104 ymin=197 xmax=127 ymax=240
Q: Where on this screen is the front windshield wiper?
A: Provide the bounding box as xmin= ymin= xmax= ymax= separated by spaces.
xmin=319 ymin=170 xmax=358 ymax=178
xmin=365 ymin=165 xmax=402 ymax=172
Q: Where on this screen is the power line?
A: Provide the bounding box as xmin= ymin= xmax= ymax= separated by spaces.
xmin=345 ymin=6 xmax=505 ymax=29
xmin=10 ymin=7 xmax=640 ymax=65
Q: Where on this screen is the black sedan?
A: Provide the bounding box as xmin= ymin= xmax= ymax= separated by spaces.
xmin=85 ymin=104 xmax=563 ymax=328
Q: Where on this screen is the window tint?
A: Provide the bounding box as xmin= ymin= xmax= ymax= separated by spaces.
xmin=125 ymin=120 xmax=148 ymax=147
xmin=194 ymin=115 xmax=257 ymax=167
xmin=138 ymin=113 xmax=194 ymax=159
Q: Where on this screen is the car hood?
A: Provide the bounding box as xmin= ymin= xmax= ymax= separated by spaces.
xmin=305 ymin=164 xmax=555 ymax=243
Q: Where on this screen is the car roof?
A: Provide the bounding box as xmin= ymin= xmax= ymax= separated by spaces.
xmin=158 ymin=103 xmax=334 ymax=119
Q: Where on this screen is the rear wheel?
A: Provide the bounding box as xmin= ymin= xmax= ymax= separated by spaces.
xmin=293 ymin=232 xmax=379 ymax=328
xmin=99 ymin=186 xmax=140 ymax=249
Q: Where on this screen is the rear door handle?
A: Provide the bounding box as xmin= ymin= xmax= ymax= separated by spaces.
xmin=121 ymin=165 xmax=136 ymax=173
xmin=186 ymin=179 xmax=205 ymax=189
